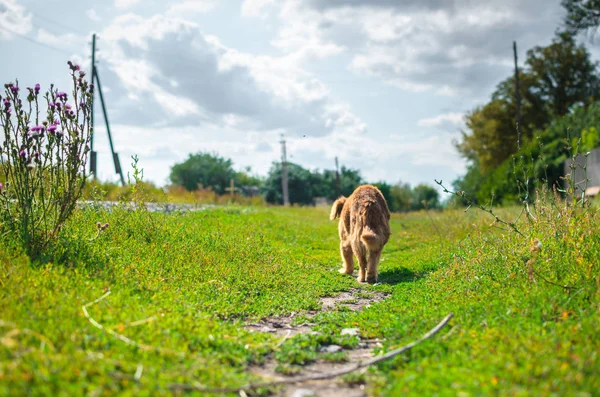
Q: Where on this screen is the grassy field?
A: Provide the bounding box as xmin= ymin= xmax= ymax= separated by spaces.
xmin=1 ymin=201 xmax=599 ymax=396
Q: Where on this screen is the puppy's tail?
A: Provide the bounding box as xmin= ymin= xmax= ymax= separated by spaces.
xmin=361 ymin=226 xmax=383 ymax=251
xmin=330 ymin=196 xmax=346 ymax=220
xmin=359 ymin=201 xmax=389 ymax=251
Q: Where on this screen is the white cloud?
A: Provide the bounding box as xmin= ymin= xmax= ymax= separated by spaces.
xmin=166 ymin=0 xmax=218 ymax=16
xmin=97 ymin=13 xmax=365 ymax=139
xmin=87 ymin=8 xmax=101 ymax=22
xmin=0 ymin=0 xmax=32 ymax=39
xmin=262 ymin=0 xmax=565 ymax=96
xmin=418 ymin=112 xmax=464 ymax=129
xmin=241 ymin=0 xmax=275 ymax=17
xmin=36 ymin=28 xmax=87 ymax=48
xmin=267 ymin=0 xmax=346 ymax=60
xmin=114 ymin=0 xmax=142 ymax=9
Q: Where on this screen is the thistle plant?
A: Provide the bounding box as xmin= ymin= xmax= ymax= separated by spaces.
xmin=0 ymin=61 xmax=93 ymax=258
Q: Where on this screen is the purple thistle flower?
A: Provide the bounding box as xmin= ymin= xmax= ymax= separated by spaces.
xmin=3 ymin=99 xmax=10 ymax=109
xmin=0 ymin=182 xmax=3 ymax=189
xmin=19 ymin=150 xmax=26 ymax=158
xmin=31 ymin=125 xmax=42 ymax=132
xmin=34 ymin=152 xmax=40 ymax=160
xmin=65 ymin=104 xmax=72 ymax=110
xmin=10 ymin=85 xmax=19 ymax=93
xmin=47 ymin=125 xmax=57 ymax=133
xmin=52 ymin=119 xmax=60 ymax=125
xmin=49 ymin=102 xmax=56 ymax=108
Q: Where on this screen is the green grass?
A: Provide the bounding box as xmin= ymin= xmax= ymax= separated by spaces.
xmin=1 ymin=202 xmax=598 ymax=396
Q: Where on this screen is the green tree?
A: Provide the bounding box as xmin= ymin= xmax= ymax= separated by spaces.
xmin=263 ymin=163 xmax=363 ymax=205
xmin=311 ymin=166 xmax=363 ymax=201
xmin=563 ymin=0 xmax=600 ymax=35
xmin=581 ymin=126 xmax=599 ymax=151
xmin=338 ymin=166 xmax=363 ymax=198
xmin=457 ymin=100 xmax=518 ymax=172
xmin=526 ymin=32 xmax=600 ymax=118
xmin=457 ymin=32 xmax=600 ymax=173
xmin=372 ymin=182 xmax=393 ymax=210
xmin=412 ymin=184 xmax=440 ymax=210
xmin=474 ymin=102 xmax=600 ymax=204
xmin=389 ymin=182 xmax=414 ymax=212
xmin=309 ymin=169 xmax=337 ymax=200
xmin=234 ymin=166 xmax=263 ymax=188
xmin=263 ymin=162 xmax=314 ymax=205
xmin=452 ymin=162 xmax=485 ymax=205
xmin=169 ymin=152 xmax=235 ymax=194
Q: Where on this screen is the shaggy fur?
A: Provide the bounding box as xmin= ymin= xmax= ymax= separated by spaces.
xmin=330 ymin=185 xmax=391 ymax=283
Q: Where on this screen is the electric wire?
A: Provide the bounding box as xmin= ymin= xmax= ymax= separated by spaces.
xmin=0 ymin=26 xmax=74 ymax=56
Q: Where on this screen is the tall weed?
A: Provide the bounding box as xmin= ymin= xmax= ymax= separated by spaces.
xmin=0 ymin=62 xmax=93 ymax=258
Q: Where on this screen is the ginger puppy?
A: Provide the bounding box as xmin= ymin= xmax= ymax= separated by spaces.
xmin=330 ymin=185 xmax=391 ymax=283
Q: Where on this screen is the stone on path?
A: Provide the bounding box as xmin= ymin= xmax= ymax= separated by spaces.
xmin=319 ymin=344 xmax=343 ymax=353
xmin=341 ymin=328 xmax=360 ymax=336
xmin=290 ymin=388 xmax=317 ymax=397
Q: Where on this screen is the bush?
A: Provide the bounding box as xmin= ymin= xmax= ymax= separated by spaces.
xmin=456 ymin=102 xmax=600 ymax=205
xmin=0 ymin=62 xmax=93 ymax=258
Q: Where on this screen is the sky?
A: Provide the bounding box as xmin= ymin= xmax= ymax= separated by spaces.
xmin=0 ymin=0 xmax=572 ymax=189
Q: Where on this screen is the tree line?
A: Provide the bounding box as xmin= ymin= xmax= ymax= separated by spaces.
xmin=169 ymin=152 xmax=440 ymax=212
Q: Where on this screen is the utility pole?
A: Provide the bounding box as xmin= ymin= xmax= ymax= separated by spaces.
xmin=89 ymin=33 xmax=97 ymax=177
xmin=513 ymin=41 xmax=522 ymax=150
xmin=88 ymin=33 xmax=125 ymax=186
xmin=335 ymin=156 xmax=341 ymax=197
xmin=94 ymin=69 xmax=125 ymax=186
xmin=280 ymin=134 xmax=290 ymax=206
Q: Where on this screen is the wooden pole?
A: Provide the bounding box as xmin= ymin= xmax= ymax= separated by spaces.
xmin=89 ymin=33 xmax=97 ymax=178
xmin=513 ymin=41 xmax=522 ymax=150
xmin=335 ymin=156 xmax=341 ymax=197
xmin=94 ymin=67 xmax=125 ymax=186
xmin=280 ymin=135 xmax=289 ymax=206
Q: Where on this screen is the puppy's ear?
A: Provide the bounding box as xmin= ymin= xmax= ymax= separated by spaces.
xmin=329 ymin=197 xmax=346 ymax=220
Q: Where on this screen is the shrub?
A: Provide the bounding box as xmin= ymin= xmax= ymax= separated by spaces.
xmin=0 ymin=62 xmax=93 ymax=258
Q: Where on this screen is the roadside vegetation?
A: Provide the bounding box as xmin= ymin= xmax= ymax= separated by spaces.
xmin=1 ymin=194 xmax=598 ymax=395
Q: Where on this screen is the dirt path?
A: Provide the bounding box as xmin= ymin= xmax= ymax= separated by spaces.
xmin=244 ymin=288 xmax=389 ymax=397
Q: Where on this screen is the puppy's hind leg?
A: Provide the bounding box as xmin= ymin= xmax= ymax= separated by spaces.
xmin=366 ymin=249 xmax=382 ymax=284
xmin=338 ymin=243 xmax=354 ymax=275
xmin=352 ymin=241 xmax=368 ymax=283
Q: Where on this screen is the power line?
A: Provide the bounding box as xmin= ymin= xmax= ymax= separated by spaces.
xmin=30 ymin=10 xmax=88 ymax=36
xmin=0 ymin=26 xmax=73 ymax=56
xmin=31 ymin=21 xmax=75 ymax=38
